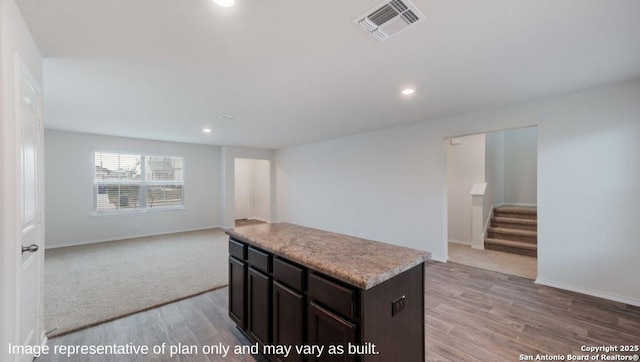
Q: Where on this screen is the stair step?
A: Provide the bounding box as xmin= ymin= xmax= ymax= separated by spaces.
xmin=495 ymin=206 xmax=537 ymax=214
xmin=492 ymin=217 xmax=537 ymax=231
xmin=494 ymin=206 xmax=537 ymax=220
xmin=487 ymin=227 xmax=537 ymax=244
xmin=485 ymin=238 xmax=537 ymax=257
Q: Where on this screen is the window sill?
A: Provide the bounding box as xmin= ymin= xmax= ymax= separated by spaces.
xmin=91 ymin=206 xmax=186 ymax=218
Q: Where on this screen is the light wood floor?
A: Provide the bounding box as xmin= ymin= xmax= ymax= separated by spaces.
xmin=425 ymin=262 xmax=639 ymax=360
xmin=37 ymin=288 xmax=268 ymax=362
xmin=37 ymin=262 xmax=640 ymax=361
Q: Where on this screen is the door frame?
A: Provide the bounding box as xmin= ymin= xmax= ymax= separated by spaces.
xmin=443 ymin=126 xmax=539 ymax=277
xmin=233 ymin=157 xmax=271 ymax=224
xmin=222 ymin=147 xmax=275 ymax=229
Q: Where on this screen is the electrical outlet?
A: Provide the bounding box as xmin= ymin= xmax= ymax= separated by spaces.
xmin=391 ymin=295 xmax=406 ymax=316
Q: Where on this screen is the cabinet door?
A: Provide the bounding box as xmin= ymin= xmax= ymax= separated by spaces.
xmin=308 ymin=302 xmax=357 ymax=362
xmin=248 ymin=266 xmax=271 ymax=345
xmin=273 ymin=281 xmax=304 ymax=362
xmin=229 ymin=256 xmax=246 ymax=329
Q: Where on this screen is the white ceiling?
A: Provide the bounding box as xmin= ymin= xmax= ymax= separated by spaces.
xmin=16 ymin=0 xmax=640 ymax=149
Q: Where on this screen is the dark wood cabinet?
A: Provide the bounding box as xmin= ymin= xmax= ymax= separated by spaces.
xmin=228 ymin=237 xmax=425 ymax=362
xmin=228 ymin=256 xmax=246 ymax=329
xmin=273 ymin=281 xmax=304 ymax=362
xmin=308 ymin=273 xmax=355 ymax=319
xmin=248 ymin=266 xmax=271 ymax=345
xmin=308 ymin=302 xmax=357 ymax=362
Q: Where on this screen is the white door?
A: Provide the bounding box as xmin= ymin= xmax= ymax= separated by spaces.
xmin=234 ymin=159 xmax=250 ymax=220
xmin=17 ymin=62 xmax=44 ymax=361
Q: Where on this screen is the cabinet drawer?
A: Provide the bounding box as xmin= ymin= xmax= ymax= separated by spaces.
xmin=308 ymin=273 xmax=356 ymax=320
xmin=273 ymin=258 xmax=304 ymax=292
xmin=248 ymin=247 xmax=271 ymax=274
xmin=229 ymin=239 xmax=246 ymax=261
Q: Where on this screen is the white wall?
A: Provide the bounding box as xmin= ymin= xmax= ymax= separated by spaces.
xmin=44 ymin=130 xmax=222 ymax=248
xmin=485 ymin=126 xmax=538 ymax=218
xmin=277 ymin=124 xmax=447 ymax=256
xmin=485 ymin=131 xmax=505 ymax=220
xmin=1 ymin=0 xmax=43 ymax=358
xmin=234 ymin=159 xmax=251 ymax=220
xmin=504 ymin=127 xmax=538 ymax=205
xmin=447 ymin=134 xmax=485 ymax=244
xmin=275 ymin=78 xmax=640 ymax=306
xmin=250 ymin=159 xmax=271 ymax=222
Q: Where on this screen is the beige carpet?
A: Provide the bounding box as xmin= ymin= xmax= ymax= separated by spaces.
xmin=44 ymin=228 xmax=229 ymax=337
xmin=448 ymin=242 xmax=537 ymax=279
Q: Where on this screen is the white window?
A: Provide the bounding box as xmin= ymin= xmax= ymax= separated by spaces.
xmin=94 ymin=152 xmax=184 ymax=214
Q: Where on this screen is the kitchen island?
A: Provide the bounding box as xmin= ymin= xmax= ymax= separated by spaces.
xmin=226 ymin=222 xmax=430 ymax=361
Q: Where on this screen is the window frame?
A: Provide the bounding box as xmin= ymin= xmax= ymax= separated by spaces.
xmin=93 ymin=150 xmax=185 ymax=216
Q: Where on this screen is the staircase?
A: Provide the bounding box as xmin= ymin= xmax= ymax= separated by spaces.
xmin=485 ymin=206 xmax=537 ymax=257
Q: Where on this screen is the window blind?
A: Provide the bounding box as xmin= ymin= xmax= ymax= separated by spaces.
xmin=94 ymin=152 xmax=184 ymax=213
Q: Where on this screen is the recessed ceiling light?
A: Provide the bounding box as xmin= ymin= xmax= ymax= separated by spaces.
xmin=203 ymin=128 xmax=212 ymax=133
xmin=402 ymin=88 xmax=415 ymax=95
xmin=213 ymin=0 xmax=235 ymax=7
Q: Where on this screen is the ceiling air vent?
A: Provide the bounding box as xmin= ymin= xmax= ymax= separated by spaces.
xmin=353 ymin=0 xmax=425 ymax=41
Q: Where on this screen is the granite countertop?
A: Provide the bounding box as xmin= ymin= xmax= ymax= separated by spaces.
xmin=225 ymin=222 xmax=431 ymax=290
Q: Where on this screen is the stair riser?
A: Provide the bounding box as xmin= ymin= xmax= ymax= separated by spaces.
xmin=485 ymin=243 xmax=537 ymax=257
xmin=494 ymin=211 xmax=537 ymax=220
xmin=491 ymin=220 xmax=537 ymax=231
xmin=487 ymin=231 xmax=537 ymax=244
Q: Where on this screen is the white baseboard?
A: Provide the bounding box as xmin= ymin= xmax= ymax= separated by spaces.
xmin=448 ymin=239 xmax=484 ymax=250
xmin=429 ymin=253 xmax=448 ymax=263
xmin=41 ymin=332 xmax=48 ymax=348
xmin=448 ymin=239 xmax=471 ymax=246
xmin=45 ymin=225 xmax=223 ymax=249
xmin=535 ymin=278 xmax=640 ymax=307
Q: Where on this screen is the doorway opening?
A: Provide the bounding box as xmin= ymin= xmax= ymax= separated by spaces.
xmin=446 ymin=126 xmax=538 ymax=279
xmin=234 ymin=158 xmax=270 ymax=227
